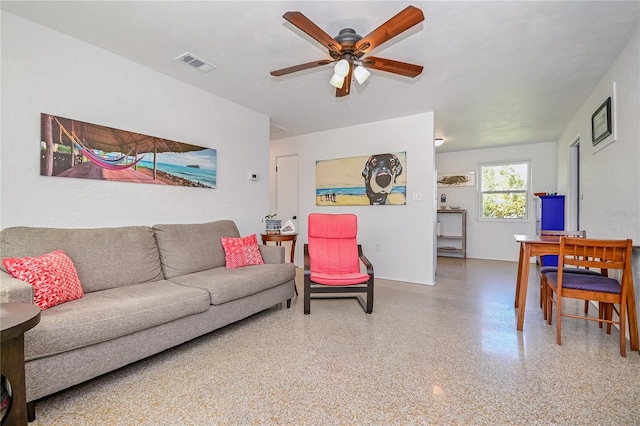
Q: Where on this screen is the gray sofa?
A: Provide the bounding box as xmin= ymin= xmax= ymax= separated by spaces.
xmin=0 ymin=220 xmax=295 ymax=420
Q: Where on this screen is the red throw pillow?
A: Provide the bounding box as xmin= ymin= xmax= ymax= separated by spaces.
xmin=220 ymin=234 xmax=265 ymax=268
xmin=3 ymin=250 xmax=85 ymax=310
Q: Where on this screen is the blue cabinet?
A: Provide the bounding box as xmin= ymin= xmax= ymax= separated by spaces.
xmin=539 ymin=195 xmax=565 ymax=266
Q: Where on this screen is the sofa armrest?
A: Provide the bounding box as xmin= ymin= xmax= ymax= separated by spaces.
xmin=0 ymin=270 xmax=34 ymax=303
xmin=259 ymin=245 xmax=285 ymax=264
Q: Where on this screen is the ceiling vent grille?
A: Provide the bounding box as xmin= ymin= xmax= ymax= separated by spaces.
xmin=175 ymin=52 xmax=216 ymax=73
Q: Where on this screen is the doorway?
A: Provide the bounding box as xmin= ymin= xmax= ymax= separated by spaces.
xmin=568 ymin=137 xmax=581 ymax=231
xmin=275 ymin=155 xmax=299 ymax=264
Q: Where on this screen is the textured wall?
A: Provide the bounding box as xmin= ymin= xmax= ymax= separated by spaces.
xmin=1 ymin=12 xmax=270 ymax=236
xmin=271 ymin=113 xmax=436 ymax=285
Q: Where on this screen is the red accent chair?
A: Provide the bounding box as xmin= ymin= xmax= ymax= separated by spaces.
xmin=304 ymin=213 xmax=374 ymax=314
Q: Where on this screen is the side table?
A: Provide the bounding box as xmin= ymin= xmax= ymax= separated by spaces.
xmin=1 ymin=303 xmax=41 ymax=426
xmin=260 ymin=233 xmax=297 ymax=264
xmin=261 ymin=233 xmax=298 ymax=297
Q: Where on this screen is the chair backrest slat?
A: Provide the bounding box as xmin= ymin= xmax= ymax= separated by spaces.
xmin=559 ymin=237 xmax=631 ymax=273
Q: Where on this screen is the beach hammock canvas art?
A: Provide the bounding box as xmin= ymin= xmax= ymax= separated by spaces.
xmin=40 ymin=113 xmax=217 ymax=189
xmin=316 ymin=152 xmax=406 ymax=206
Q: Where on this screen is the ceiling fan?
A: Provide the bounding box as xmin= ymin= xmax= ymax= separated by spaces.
xmin=270 ymin=6 xmax=425 ymax=97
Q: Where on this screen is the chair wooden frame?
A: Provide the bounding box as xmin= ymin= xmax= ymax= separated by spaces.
xmin=303 ymin=243 xmax=374 ymax=314
xmin=544 ymin=237 xmax=638 ymax=356
xmin=538 ymin=230 xmax=590 ymax=319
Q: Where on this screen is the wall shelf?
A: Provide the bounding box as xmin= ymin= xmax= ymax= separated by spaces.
xmin=437 ymin=209 xmax=467 ymax=258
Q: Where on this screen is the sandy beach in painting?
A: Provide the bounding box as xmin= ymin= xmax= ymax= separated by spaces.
xmin=316 ymin=193 xmax=406 ymax=206
xmin=58 ymin=162 xmax=212 ymax=188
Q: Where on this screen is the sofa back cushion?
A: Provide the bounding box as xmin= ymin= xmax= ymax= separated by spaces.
xmin=152 ymin=220 xmax=240 ymax=279
xmin=0 ymin=226 xmax=163 ymax=293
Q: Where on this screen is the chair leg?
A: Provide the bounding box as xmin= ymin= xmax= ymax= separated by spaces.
xmin=556 ymin=297 xmax=562 ymax=345
xmin=542 ymin=276 xmax=548 ymax=320
xmin=598 ymin=303 xmax=604 ymax=329
xmin=286 ymin=298 xmax=291 ymax=309
xmin=304 ymin=279 xmax=311 ymax=315
xmin=546 ymin=286 xmax=554 ymax=326
xmin=366 ymin=281 xmax=374 ymax=314
xmin=619 ymin=302 xmax=627 ymax=357
xmin=605 ymin=304 xmax=613 ymax=334
xmin=539 ymin=278 xmax=544 ymax=309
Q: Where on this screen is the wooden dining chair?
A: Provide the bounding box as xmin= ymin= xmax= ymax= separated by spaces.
xmin=537 ymin=230 xmax=602 ymax=320
xmin=544 ymin=237 xmax=636 ymax=356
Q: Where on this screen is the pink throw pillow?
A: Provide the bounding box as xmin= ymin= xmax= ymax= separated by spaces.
xmin=221 ymin=234 xmax=265 ymax=268
xmin=3 ymin=250 xmax=84 ymax=310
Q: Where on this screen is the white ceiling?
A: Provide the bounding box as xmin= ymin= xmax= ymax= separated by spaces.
xmin=2 ymin=1 xmax=639 ymax=152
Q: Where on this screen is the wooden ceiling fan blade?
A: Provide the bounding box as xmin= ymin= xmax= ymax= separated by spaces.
xmin=335 ymin=64 xmax=353 ymax=97
xmin=362 ymin=57 xmax=423 ymax=78
xmin=270 ymin=59 xmax=333 ymax=76
xmin=283 ymin=11 xmax=342 ymax=53
xmin=354 ymin=6 xmax=424 ymax=55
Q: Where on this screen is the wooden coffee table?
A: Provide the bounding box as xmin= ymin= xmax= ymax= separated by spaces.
xmin=1 ymin=303 xmax=41 ymax=426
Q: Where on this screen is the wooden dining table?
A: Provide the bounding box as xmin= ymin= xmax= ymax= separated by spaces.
xmin=513 ymin=234 xmax=561 ymax=330
xmin=513 ymin=234 xmax=639 ymax=352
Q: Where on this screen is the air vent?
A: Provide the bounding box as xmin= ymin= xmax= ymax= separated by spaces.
xmin=175 ymin=52 xmax=216 ymax=73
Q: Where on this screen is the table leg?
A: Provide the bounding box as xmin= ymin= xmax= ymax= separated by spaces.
xmin=1 ymin=334 xmax=28 ymax=426
xmin=515 ymin=243 xmax=525 ymax=308
xmin=290 ymin=240 xmax=298 ymax=295
xmin=290 ymin=239 xmax=296 ymax=264
xmin=516 ymin=244 xmax=532 ymax=331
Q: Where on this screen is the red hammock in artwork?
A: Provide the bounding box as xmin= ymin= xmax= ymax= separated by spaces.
xmin=75 ymin=143 xmax=145 ymax=171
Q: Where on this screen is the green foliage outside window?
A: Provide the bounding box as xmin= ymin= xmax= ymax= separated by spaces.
xmin=480 ymin=163 xmax=528 ymax=219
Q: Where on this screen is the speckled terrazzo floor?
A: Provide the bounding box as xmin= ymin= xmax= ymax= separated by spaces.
xmin=29 ymin=258 xmax=639 ymax=425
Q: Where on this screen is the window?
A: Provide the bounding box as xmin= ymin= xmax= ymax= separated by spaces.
xmin=479 ymin=162 xmax=529 ymax=220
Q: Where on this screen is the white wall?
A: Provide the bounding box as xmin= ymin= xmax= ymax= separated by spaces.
xmin=557 ymin=26 xmax=639 ymax=243
xmin=270 ymin=113 xmax=436 ymax=285
xmin=556 ymin=26 xmax=640 ymax=334
xmin=1 ymin=13 xmax=270 ymax=235
xmin=436 ymin=142 xmax=557 ymax=262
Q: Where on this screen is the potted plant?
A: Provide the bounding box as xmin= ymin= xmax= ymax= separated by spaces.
xmin=263 ymin=214 xmax=281 ymax=235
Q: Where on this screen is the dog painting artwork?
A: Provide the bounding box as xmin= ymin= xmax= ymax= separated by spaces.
xmin=316 ymin=152 xmax=406 ymax=206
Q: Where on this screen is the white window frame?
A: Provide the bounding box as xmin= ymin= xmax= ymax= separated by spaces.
xmin=478 ymin=161 xmax=531 ymax=222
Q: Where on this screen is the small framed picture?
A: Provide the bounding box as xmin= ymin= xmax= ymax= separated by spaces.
xmin=591 ymin=97 xmax=612 ymax=146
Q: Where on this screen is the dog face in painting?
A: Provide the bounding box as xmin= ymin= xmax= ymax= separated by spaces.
xmin=362 ymin=153 xmax=403 ymax=205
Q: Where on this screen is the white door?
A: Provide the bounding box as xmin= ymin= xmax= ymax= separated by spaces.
xmin=276 ymin=155 xmax=299 ymax=264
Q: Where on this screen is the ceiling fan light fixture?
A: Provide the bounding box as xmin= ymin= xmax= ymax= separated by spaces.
xmin=272 ymin=7 xmax=425 ymax=97
xmin=353 ymin=65 xmax=371 ymax=84
xmin=435 ymin=138 xmax=445 ymax=147
xmin=329 ymin=73 xmax=345 ymax=89
xmin=333 ymin=59 xmax=350 ymax=77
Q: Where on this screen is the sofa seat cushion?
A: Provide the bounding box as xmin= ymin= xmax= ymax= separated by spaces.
xmin=24 ymin=280 xmax=210 ymax=360
xmin=169 ymin=263 xmax=295 ymax=305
